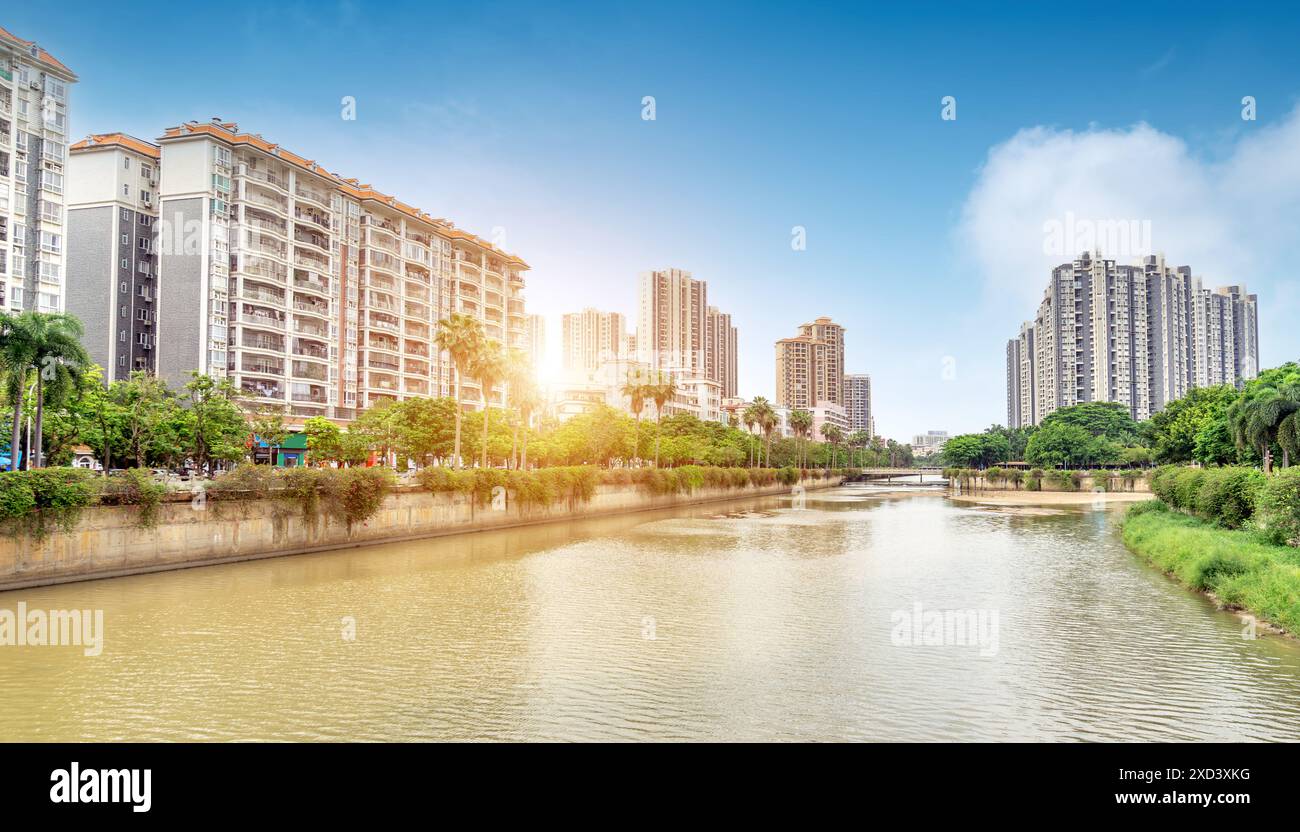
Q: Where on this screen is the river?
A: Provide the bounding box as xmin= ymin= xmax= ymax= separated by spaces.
xmin=2 ymin=483 xmax=1299 ymax=741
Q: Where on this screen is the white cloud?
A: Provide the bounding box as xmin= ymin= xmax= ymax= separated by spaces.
xmin=958 ymin=107 xmax=1300 ymax=321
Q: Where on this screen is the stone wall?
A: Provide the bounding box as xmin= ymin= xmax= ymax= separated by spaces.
xmin=0 ymin=477 xmax=841 ymax=591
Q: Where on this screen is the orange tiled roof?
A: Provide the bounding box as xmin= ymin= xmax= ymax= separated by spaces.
xmin=158 ymin=120 xmax=528 ymax=269
xmin=0 ymin=26 xmax=75 ymax=77
xmin=71 ymin=133 xmax=161 ymax=160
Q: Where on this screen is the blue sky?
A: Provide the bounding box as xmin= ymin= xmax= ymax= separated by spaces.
xmin=13 ymin=1 xmax=1300 ymax=439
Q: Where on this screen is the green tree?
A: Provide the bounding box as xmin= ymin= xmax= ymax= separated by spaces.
xmin=0 ymin=312 xmax=90 ymax=469
xmin=469 ymin=339 xmax=507 ymax=469
xmin=304 ymin=415 xmax=345 ymax=465
xmin=434 ymin=313 xmax=484 ymax=469
xmin=181 ymin=373 xmax=249 ymax=475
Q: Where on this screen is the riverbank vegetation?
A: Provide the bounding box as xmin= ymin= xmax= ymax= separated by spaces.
xmin=941 ymin=466 xmax=1146 ymax=492
xmin=942 ymin=364 xmax=1300 ymax=473
xmin=1122 ymin=501 xmax=1300 ymax=635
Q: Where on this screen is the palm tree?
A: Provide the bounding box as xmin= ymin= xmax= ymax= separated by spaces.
xmin=847 ymin=430 xmax=870 ymax=468
xmin=821 ymin=423 xmax=843 ymax=471
xmin=789 ymin=409 xmax=813 ymax=469
xmin=621 ymin=370 xmax=651 ymax=466
xmin=469 ymin=339 xmax=507 ymax=469
xmin=435 ymin=313 xmax=484 ymax=469
xmin=504 ymin=348 xmax=533 ymax=469
xmin=748 ymin=397 xmax=776 ymax=467
xmin=742 ymin=403 xmax=760 ymax=467
xmin=1228 ymin=384 xmax=1300 ymax=473
xmin=649 ymin=372 xmax=677 ymax=467
xmin=0 ymin=312 xmax=89 ymax=470
xmin=516 ymin=384 xmax=545 ymax=471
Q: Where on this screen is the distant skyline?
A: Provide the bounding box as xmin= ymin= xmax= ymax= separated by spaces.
xmin=10 ymin=1 xmax=1300 ymax=439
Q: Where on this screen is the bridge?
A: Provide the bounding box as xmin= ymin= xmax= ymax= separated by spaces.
xmin=844 ymin=467 xmax=946 ymax=483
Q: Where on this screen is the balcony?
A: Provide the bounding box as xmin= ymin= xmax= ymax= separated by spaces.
xmin=368 ymin=251 xmax=399 ymax=274
xmin=244 ymin=233 xmax=287 ymax=260
xmin=292 ymin=338 xmax=329 ymax=360
xmin=294 ymin=206 xmax=330 ymax=230
xmin=241 ymin=380 xmax=284 ymax=399
xmin=291 ymin=360 xmax=328 ymax=382
xmin=243 ymin=190 xmax=288 ymax=215
xmin=293 ymin=318 xmax=329 ymax=338
xmin=241 ymin=357 xmax=283 ymax=376
xmin=241 ymin=284 xmax=285 ymax=306
xmin=241 ymin=333 xmax=285 ymax=352
xmin=369 ymin=312 xmax=400 ymax=332
xmin=405 ymin=301 xmax=429 ymax=319
xmin=294 ymin=249 xmax=329 ymax=272
xmin=238 ymin=166 xmax=289 ymax=191
xmin=244 ymin=209 xmax=287 ymax=237
xmin=367 ymin=292 xmax=397 ymax=313
xmin=406 ymin=343 xmax=429 ymax=358
xmin=294 ymin=227 xmax=331 ymax=253
xmin=366 ymin=272 xmax=396 ymax=292
xmin=238 ymin=256 xmax=287 ymax=284
xmin=404 ymin=358 xmax=429 ymax=375
xmin=369 ymin=355 xmax=401 ymax=372
xmin=294 ymin=186 xmax=331 ymax=209
xmin=240 ymin=306 xmax=286 ymax=330
xmin=365 ymin=215 xmax=399 ymax=234
xmin=404 ymin=379 xmax=429 ymax=396
xmin=368 ymin=372 xmax=399 ymax=392
xmin=293 ymin=296 xmax=330 ymax=317
xmin=291 ymin=383 xmax=328 ymax=404
xmin=405 ymin=321 xmax=430 ymax=340
xmin=293 ymin=270 xmax=331 ymax=296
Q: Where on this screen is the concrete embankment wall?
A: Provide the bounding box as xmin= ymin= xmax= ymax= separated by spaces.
xmin=0 ymin=477 xmax=841 ymax=591
xmin=950 ymin=475 xmax=1149 ymax=494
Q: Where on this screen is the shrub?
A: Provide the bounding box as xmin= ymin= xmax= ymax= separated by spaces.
xmin=777 ymin=466 xmax=799 ymax=486
xmin=1089 ymin=470 xmax=1111 ymax=492
xmin=100 ymin=468 xmax=168 ymax=528
xmin=322 ymin=467 xmax=393 ymax=530
xmin=1023 ymin=469 xmax=1042 ymax=491
xmin=1045 ymin=469 xmax=1078 ymax=491
xmin=1257 ymin=468 xmax=1300 ymax=546
xmin=1194 ymin=467 xmax=1265 ymax=529
xmin=1171 ymin=468 xmax=1206 ymax=512
xmin=0 ymin=472 xmax=37 ymax=523
xmin=1149 ymin=464 xmax=1180 ymax=505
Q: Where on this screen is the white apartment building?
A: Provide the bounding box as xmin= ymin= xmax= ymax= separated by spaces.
xmin=66 ymin=134 xmax=161 ymax=381
xmin=638 ymin=267 xmax=708 ymax=373
xmin=1008 ymin=252 xmax=1260 ymax=428
xmin=149 ymin=119 xmax=528 ymax=424
xmin=562 ymin=307 xmax=627 ymax=374
xmin=0 ymin=27 xmax=75 ymax=314
xmin=844 ymin=372 xmax=873 ymax=437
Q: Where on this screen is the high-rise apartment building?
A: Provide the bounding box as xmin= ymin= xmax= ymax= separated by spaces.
xmin=775 ymin=317 xmax=845 ymax=410
xmin=1007 ymin=252 xmax=1259 ymax=428
xmin=705 ymin=305 xmax=738 ymax=398
xmin=0 ymin=28 xmax=76 ymax=315
xmin=844 ymin=373 xmax=872 ymax=436
xmin=66 ymin=134 xmax=160 ymax=381
xmin=1005 ymin=321 xmax=1035 ymax=429
xmin=637 ymin=267 xmax=707 ymax=373
xmin=562 ymin=307 xmax=626 ymax=374
xmin=139 ymin=119 xmax=527 ymax=423
xmin=526 ymin=313 xmax=546 ymax=371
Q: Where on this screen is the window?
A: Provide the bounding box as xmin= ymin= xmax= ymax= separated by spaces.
xmin=39 ymin=231 xmax=61 ymax=254
xmin=40 ymin=170 xmax=63 ymax=194
xmin=121 ymin=233 xmax=128 ymax=246
xmin=124 ymin=157 xmax=131 ymax=170
xmin=214 ymin=147 xmax=231 ymax=168
xmin=141 ymin=165 xmax=152 ymax=179
xmin=121 ymin=208 xmax=130 ymax=221
xmin=120 ymin=330 xmax=127 ymax=342
xmin=123 ymin=184 xmax=130 ymax=197
xmin=120 ymin=258 xmax=128 ymax=270
xmin=38 ymin=262 xmax=61 ymax=283
xmin=120 ymin=281 xmax=127 ymax=293
xmin=120 ymin=305 xmax=127 ymax=318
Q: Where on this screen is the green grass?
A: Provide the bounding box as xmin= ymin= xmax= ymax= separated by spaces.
xmin=1122 ymin=501 xmax=1300 ymax=635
